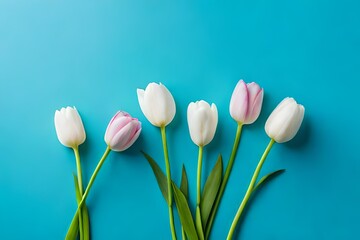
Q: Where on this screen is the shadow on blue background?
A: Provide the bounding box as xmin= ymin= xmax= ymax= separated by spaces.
xmin=0 ymin=0 xmax=359 ymax=239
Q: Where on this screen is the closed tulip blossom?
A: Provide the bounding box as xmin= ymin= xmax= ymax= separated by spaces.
xmin=230 ymin=80 xmax=264 ymax=125
xmin=265 ymin=97 xmax=305 ymax=143
xmin=227 ymin=97 xmax=305 ymax=239
xmin=105 ymin=111 xmax=142 ymax=151
xmin=137 ymin=82 xmax=176 ymax=127
xmin=54 ymin=106 xmax=86 ymax=148
xmin=187 ymin=100 xmax=218 ymax=147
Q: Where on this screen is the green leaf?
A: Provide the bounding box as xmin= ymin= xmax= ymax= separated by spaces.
xmin=200 ymin=155 xmax=223 ymax=228
xmin=66 ymin=213 xmax=79 ymax=240
xmin=172 ymin=183 xmax=199 ymax=240
xmin=180 ymin=165 xmax=189 ymax=240
xmin=253 ymin=169 xmax=286 ymax=192
xmin=195 ymin=206 xmax=205 ymax=240
xmin=180 ymin=165 xmax=189 ymax=199
xmin=141 ymin=151 xmax=170 ymax=205
xmin=82 ymin=204 xmax=90 ymax=240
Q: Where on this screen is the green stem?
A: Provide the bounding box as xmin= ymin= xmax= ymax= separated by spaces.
xmin=161 ymin=126 xmax=177 ymax=240
xmin=65 ymin=146 xmax=111 ymax=240
xmin=205 ymin=123 xmax=243 ymax=239
xmin=197 ymin=146 xmax=203 ymax=206
xmin=74 ymin=147 xmax=84 ymax=194
xmin=73 ymin=147 xmax=84 ymax=240
xmin=226 ymin=139 xmax=275 ymax=240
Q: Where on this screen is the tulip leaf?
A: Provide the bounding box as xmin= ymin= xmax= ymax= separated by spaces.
xmin=200 ymin=155 xmax=223 ymax=228
xmin=172 ymin=182 xmax=199 ymax=240
xmin=195 ymin=206 xmax=205 ymax=240
xmin=180 ymin=165 xmax=189 ymax=240
xmin=81 ymin=200 xmax=90 ymax=240
xmin=253 ymin=169 xmax=285 ymax=192
xmin=66 ymin=212 xmax=79 ymax=240
xmin=141 ymin=151 xmax=170 ymax=205
xmin=180 ymin=165 xmax=189 ymax=199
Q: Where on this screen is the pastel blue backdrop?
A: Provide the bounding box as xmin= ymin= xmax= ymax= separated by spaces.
xmin=0 ymin=0 xmax=359 ymax=239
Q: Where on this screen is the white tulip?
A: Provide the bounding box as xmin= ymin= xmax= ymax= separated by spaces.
xmin=265 ymin=97 xmax=305 ymax=143
xmin=54 ymin=106 xmax=86 ymax=148
xmin=187 ymin=100 xmax=218 ymax=146
xmin=137 ymin=82 xmax=176 ymax=127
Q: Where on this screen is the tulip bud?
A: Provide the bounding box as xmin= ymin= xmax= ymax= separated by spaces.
xmin=54 ymin=107 xmax=86 ymax=148
xmin=137 ymin=82 xmax=176 ymax=127
xmin=187 ymin=100 xmax=218 ymax=147
xmin=104 ymin=111 xmax=142 ymax=152
xmin=265 ymin=97 xmax=305 ymax=143
xmin=229 ymin=80 xmax=264 ymax=124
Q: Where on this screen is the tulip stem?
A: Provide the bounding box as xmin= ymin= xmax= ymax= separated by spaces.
xmin=66 ymin=146 xmax=111 ymax=240
xmin=226 ymin=139 xmax=275 ymax=240
xmin=205 ymin=122 xmax=243 ymax=239
xmin=197 ymin=146 xmax=203 ymax=206
xmin=73 ymin=147 xmax=84 ymax=240
xmin=74 ymin=147 xmax=84 ymax=194
xmin=160 ymin=126 xmax=177 ymax=240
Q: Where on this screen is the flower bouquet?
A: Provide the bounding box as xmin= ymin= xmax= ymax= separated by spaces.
xmin=55 ymin=79 xmax=304 ymax=240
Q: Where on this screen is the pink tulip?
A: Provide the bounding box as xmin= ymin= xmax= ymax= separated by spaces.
xmin=229 ymin=80 xmax=264 ymax=124
xmin=104 ymin=111 xmax=142 ymax=152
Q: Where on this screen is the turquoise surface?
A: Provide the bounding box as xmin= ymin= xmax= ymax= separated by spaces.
xmin=0 ymin=0 xmax=359 ymax=239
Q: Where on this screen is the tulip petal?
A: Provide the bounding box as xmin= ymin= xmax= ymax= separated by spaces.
xmin=68 ymin=107 xmax=86 ymax=145
xmin=207 ymin=103 xmax=218 ymax=145
xmin=246 ymin=88 xmax=264 ymax=124
xmin=246 ymin=82 xmax=261 ymax=106
xmin=110 ymin=121 xmax=137 ymax=151
xmin=230 ymin=80 xmax=249 ymax=123
xmin=273 ymin=102 xmax=299 ymax=142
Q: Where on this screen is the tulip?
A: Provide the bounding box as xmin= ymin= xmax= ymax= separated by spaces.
xmin=206 ymin=80 xmax=264 ymax=238
xmin=265 ymin=97 xmax=305 ymax=143
xmin=137 ymin=82 xmax=176 ymax=127
xmin=55 ymin=106 xmax=89 ymax=240
xmin=187 ymin=100 xmax=218 ymax=147
xmin=137 ymin=82 xmax=177 ymax=239
xmin=54 ymin=106 xmax=86 ymax=148
xmin=187 ymin=100 xmax=218 ymax=232
xmin=104 ymin=111 xmax=142 ymax=151
xmin=229 ymin=80 xmax=264 ymax=124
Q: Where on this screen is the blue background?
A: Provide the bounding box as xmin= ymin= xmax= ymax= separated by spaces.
xmin=0 ymin=0 xmax=359 ymax=239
